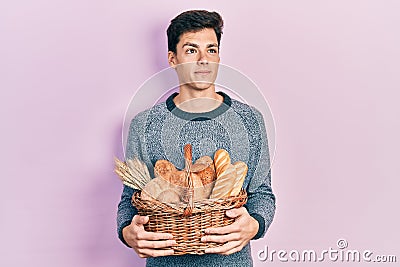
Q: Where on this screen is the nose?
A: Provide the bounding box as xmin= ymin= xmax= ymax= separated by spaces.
xmin=197 ymin=51 xmax=208 ymax=65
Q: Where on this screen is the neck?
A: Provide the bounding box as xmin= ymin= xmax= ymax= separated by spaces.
xmin=174 ymin=85 xmax=224 ymax=113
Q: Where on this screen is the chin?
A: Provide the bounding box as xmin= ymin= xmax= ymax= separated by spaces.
xmin=189 ymin=82 xmax=214 ymax=90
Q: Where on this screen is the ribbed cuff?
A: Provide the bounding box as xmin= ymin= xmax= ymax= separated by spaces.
xmin=249 ymin=213 xmax=265 ymax=240
xmin=118 ymin=220 xmax=132 ymax=248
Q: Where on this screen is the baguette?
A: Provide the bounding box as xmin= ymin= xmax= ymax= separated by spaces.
xmin=210 ymin=148 xmax=249 ymax=199
xmin=229 ymin=162 xmax=248 ymax=196
xmin=214 ymin=149 xmax=231 ymax=177
xmin=209 ymin=164 xmax=237 ymax=199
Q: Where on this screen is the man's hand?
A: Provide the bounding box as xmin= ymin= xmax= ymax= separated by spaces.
xmin=201 ymin=207 xmax=259 ymax=255
xmin=122 ymin=215 xmax=176 ymax=258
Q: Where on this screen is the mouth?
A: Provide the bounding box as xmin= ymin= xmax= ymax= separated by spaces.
xmin=194 ymin=70 xmax=212 ymax=75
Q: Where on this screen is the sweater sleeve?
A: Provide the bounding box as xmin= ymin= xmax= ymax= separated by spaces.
xmin=117 ymin=186 xmax=138 ymax=247
xmin=116 ymin=117 xmax=141 ymax=247
xmin=244 ymin=107 xmax=276 ymax=240
xmin=246 ymin=169 xmax=275 ymax=239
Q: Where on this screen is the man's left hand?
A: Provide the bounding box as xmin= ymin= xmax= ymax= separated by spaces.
xmin=201 ymin=207 xmax=259 ymax=255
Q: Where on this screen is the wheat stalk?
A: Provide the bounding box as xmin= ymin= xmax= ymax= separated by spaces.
xmin=114 ymin=157 xmax=151 ymax=190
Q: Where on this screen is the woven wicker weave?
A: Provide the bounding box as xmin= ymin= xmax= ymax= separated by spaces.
xmin=131 ymin=144 xmax=247 ymax=255
xmin=132 ymin=189 xmax=247 ymax=255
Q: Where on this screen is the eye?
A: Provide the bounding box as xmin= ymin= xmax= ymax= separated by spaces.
xmin=186 ymin=48 xmax=197 ymax=54
xmin=208 ymin=48 xmax=218 ymax=54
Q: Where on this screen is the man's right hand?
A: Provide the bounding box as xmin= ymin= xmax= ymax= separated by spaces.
xmin=122 ymin=215 xmax=176 ymax=258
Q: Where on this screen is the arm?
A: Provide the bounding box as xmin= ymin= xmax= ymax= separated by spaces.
xmin=117 ymin=185 xmax=176 ymax=257
xmin=201 ymin=171 xmax=276 ymax=254
xmin=117 ymin=185 xmax=138 ymax=247
xmin=117 ymin=116 xmax=141 ymax=247
xmin=202 ymin=108 xmax=276 ymax=254
xmin=122 ymin=215 xmax=176 ymax=258
xmin=116 ymin=115 xmax=176 ymax=257
xmin=244 ymin=107 xmax=276 ymax=239
xmin=246 ymin=169 xmax=276 ymax=240
xmin=201 ymin=207 xmax=259 ymax=255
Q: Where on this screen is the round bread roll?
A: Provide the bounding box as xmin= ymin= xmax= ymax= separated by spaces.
xmin=191 ymin=156 xmax=216 ymax=185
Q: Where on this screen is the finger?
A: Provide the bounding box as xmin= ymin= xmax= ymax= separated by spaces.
xmin=204 ymin=223 xmax=240 ymax=235
xmin=216 ymin=246 xmax=243 ymax=255
xmin=201 ymin=233 xmax=239 ymax=244
xmin=204 ymin=241 xmax=241 ymax=254
xmin=133 ymin=215 xmax=149 ymax=226
xmin=137 ymin=248 xmax=175 ymax=258
xmin=136 ymin=229 xmax=174 ymax=241
xmin=136 ymin=239 xmax=176 ymax=249
xmin=225 ymin=207 xmax=246 ymax=218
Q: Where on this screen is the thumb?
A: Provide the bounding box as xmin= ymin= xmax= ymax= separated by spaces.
xmin=133 ymin=215 xmax=149 ymax=226
xmin=226 ymin=208 xmax=245 ymax=218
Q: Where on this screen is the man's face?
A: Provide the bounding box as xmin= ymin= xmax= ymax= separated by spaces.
xmin=168 ymin=28 xmax=220 ymax=91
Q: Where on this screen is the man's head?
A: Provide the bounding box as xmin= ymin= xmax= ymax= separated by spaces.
xmin=167 ymin=10 xmax=224 ymax=54
xmin=167 ymin=10 xmax=224 ymax=91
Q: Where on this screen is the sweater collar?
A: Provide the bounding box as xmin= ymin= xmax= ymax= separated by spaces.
xmin=166 ymin=91 xmax=232 ymax=121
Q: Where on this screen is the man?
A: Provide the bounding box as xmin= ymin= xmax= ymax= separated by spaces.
xmin=117 ymin=10 xmax=276 ymax=267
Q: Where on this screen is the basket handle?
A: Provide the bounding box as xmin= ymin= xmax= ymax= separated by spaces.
xmin=182 ymin=144 xmax=194 ymax=217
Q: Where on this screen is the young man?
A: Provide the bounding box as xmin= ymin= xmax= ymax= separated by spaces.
xmin=117 ymin=10 xmax=276 ymax=266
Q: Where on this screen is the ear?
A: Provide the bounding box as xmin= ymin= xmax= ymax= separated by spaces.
xmin=168 ymin=51 xmax=177 ymax=68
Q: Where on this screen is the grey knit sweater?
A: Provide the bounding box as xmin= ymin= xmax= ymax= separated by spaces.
xmin=117 ymin=91 xmax=276 ymax=267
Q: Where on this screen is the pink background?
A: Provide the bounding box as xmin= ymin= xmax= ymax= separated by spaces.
xmin=2 ymin=1 xmax=399 ymax=266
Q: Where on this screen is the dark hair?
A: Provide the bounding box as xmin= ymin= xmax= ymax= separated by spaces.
xmin=167 ymin=10 xmax=224 ymax=53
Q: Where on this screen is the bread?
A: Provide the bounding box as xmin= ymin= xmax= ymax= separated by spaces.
xmin=152 ymin=153 xmax=214 ymax=203
xmin=191 ymin=156 xmax=216 ymax=185
xmin=229 ymin=162 xmax=248 ymax=196
xmin=210 ymin=148 xmax=248 ymax=199
xmin=151 ymin=146 xmax=245 ymax=202
xmin=141 ymin=176 xmax=184 ymax=204
xmin=193 ymin=180 xmax=215 ymax=201
xmin=209 ymin=164 xmax=236 ymax=199
xmin=154 ymin=160 xmax=187 ymax=187
xmin=214 ymin=149 xmax=231 ymax=177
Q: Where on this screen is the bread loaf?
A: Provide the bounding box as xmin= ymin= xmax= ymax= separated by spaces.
xmin=214 ymin=149 xmax=231 ymax=177
xmin=229 ymin=162 xmax=248 ymax=196
xmin=210 ymin=148 xmax=248 ymax=199
xmin=191 ymin=156 xmax=216 ymax=185
xmin=152 ymin=148 xmax=214 ymax=203
xmin=141 ymin=176 xmax=184 ymax=204
xmin=154 ymin=160 xmax=187 ymax=187
xmin=209 ymin=164 xmax=236 ymax=199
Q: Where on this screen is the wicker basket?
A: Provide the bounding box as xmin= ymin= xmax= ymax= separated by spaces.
xmin=131 ymin=144 xmax=247 ymax=255
xmin=132 ymin=189 xmax=247 ymax=255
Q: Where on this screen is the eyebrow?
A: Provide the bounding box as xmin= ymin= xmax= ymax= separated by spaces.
xmin=182 ymin=42 xmax=218 ymax=48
